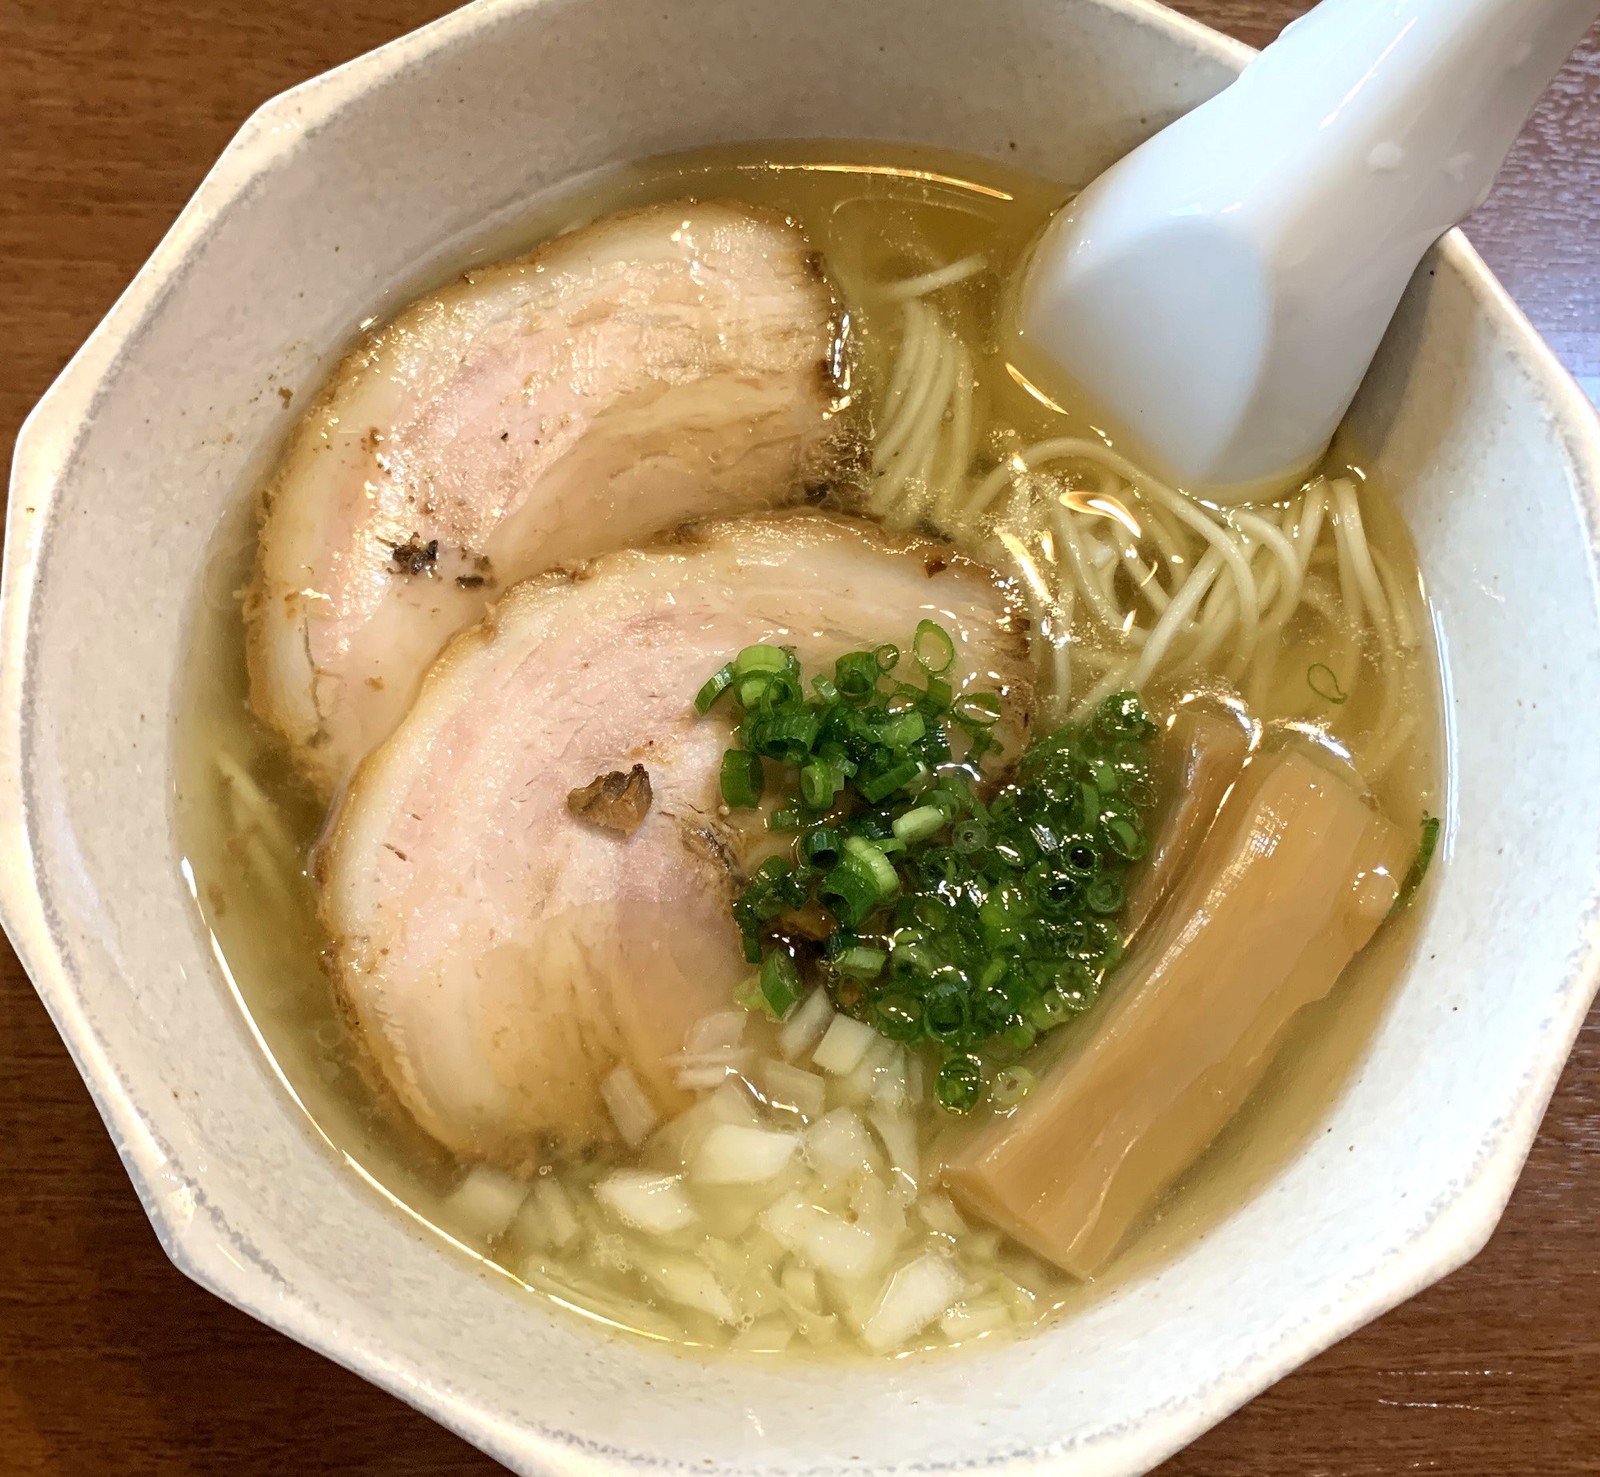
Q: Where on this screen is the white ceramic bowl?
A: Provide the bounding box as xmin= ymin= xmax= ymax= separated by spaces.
xmin=4 ymin=2 xmax=1599 ymax=1473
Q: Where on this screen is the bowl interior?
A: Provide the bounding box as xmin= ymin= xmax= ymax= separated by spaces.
xmin=6 ymin=2 xmax=1600 ymax=1475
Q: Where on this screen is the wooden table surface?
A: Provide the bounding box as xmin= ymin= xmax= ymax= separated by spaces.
xmin=2 ymin=2 xmax=1597 ymax=1472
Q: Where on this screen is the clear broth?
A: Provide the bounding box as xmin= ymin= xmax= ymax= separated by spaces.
xmin=174 ymin=140 xmax=1445 ymax=1356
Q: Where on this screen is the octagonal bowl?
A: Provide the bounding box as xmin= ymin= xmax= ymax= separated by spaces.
xmin=4 ymin=0 xmax=1600 ymax=1473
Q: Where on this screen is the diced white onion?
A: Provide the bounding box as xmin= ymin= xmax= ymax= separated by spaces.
xmin=441 ymin=1164 xmax=529 ymax=1240
xmin=835 ymin=1033 xmax=896 ymax=1103
xmin=812 ymin=1015 xmax=878 ymax=1075
xmin=531 ymin=1177 xmax=580 ymax=1249
xmin=916 ymin=1193 xmax=970 ymax=1240
xmin=674 ymin=1049 xmax=754 ymax=1093
xmin=508 ymin=1016 xmax=1041 ymax=1352
xmin=760 ymin=1189 xmax=811 ymax=1245
xmin=677 ymin=1066 xmax=735 ymax=1092
xmin=691 ymin=1124 xmax=801 ymax=1186
xmin=849 ymin=1171 xmax=909 ymax=1242
xmin=778 ymin=988 xmax=835 ymax=1061
xmin=866 ymin=1104 xmax=920 ymax=1191
xmin=702 ymin=1080 xmax=761 ymax=1126
xmin=760 ymin=1191 xmax=889 ymax=1281
xmin=594 ymin=1170 xmax=698 ymax=1235
xmin=940 ymin=1296 xmax=1012 ymax=1342
xmin=756 ymin=1058 xmax=828 ymax=1120
xmin=861 ymin=1253 xmax=963 ymax=1352
xmin=780 ymin=1263 xmax=820 ymax=1312
xmin=642 ymin=1255 xmax=739 ymax=1324
xmin=685 ymin=1010 xmax=748 ymax=1055
xmin=871 ymin=1050 xmax=909 ymax=1110
xmin=600 ymin=1062 xmax=659 ymax=1148
xmin=966 ymin=1229 xmax=1003 ymax=1261
xmin=674 ymin=1048 xmax=756 ymax=1072
xmin=995 ymin=1274 xmax=1040 ymax=1322
xmin=805 ymin=1108 xmax=878 ymax=1185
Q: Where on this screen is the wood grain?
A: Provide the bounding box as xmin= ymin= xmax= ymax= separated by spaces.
xmin=1 ymin=2 xmax=1596 ymax=1473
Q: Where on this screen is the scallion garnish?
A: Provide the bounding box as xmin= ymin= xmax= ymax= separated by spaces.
xmin=759 ymin=949 xmax=802 ymax=1019
xmin=1307 ymin=661 xmax=1349 ymax=705
xmin=891 ymin=805 xmax=946 ymax=844
xmin=799 ymin=826 xmax=842 ymax=868
xmin=695 ymin=663 xmax=735 ymax=714
xmin=842 ymin=836 xmax=901 ymax=900
xmin=694 ymin=628 xmax=1158 ymax=1113
xmin=913 ymin=620 xmax=956 ymax=675
xmin=734 ymin=643 xmax=794 ymax=677
xmin=834 ymin=945 xmax=888 ymax=979
xmin=720 ymin=748 xmax=764 ymax=808
xmin=1391 ymin=811 xmax=1442 ymax=915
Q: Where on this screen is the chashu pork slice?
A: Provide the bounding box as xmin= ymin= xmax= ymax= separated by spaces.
xmin=249 ymin=200 xmax=845 ymax=796
xmin=319 ymin=514 xmax=1030 ymax=1166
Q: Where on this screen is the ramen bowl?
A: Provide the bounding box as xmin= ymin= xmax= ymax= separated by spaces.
xmin=4 ymin=0 xmax=1599 ymax=1472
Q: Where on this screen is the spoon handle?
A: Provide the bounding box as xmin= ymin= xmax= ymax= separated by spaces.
xmin=1015 ymin=0 xmax=1600 ymax=499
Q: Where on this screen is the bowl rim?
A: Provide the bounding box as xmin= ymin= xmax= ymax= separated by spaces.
xmin=4 ymin=1 xmax=1600 ymax=1474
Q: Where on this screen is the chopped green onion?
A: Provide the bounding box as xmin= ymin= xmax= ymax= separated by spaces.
xmin=694 ymin=663 xmax=735 ymax=714
xmin=913 ymin=620 xmax=956 ymax=675
xmin=759 ymin=949 xmax=802 ymax=1019
xmin=799 ymin=759 xmax=839 ymax=809
xmin=720 ymin=749 xmax=764 ymax=808
xmin=1391 ymin=812 xmax=1442 ymax=915
xmin=735 ymin=973 xmax=776 ymax=1017
xmin=860 ymin=759 xmax=922 ymax=803
xmin=1307 ymin=662 xmax=1349 ymax=704
xmin=935 ymin=1055 xmax=984 ymax=1114
xmin=1027 ymin=988 xmax=1077 ymax=1030
xmin=835 ymin=650 xmax=880 ymax=700
xmin=989 ymin=1064 xmax=1037 ymax=1109
xmin=748 ymin=708 xmax=820 ymax=762
xmin=736 ymin=670 xmax=802 ymax=710
xmin=873 ymin=993 xmax=923 ymax=1040
xmin=1106 ymin=817 xmax=1147 ymax=861
xmin=799 ymin=826 xmax=842 ymax=868
xmin=1085 ymin=874 xmax=1125 ymax=915
xmin=952 ymin=819 xmax=987 ymax=854
xmin=753 ymin=855 xmax=794 ymax=883
xmin=842 ymin=836 xmax=900 ymax=899
xmin=835 ymin=946 xmax=888 ymax=979
xmin=953 ymin=690 xmax=1003 ymax=727
xmin=820 ymin=862 xmax=882 ymax=927
xmin=892 ymin=805 xmax=947 ymax=844
xmin=930 ymin=974 xmax=977 ymax=1035
xmin=880 ymin=710 xmax=927 ymax=751
xmin=696 ymin=638 xmax=1159 ymax=1105
xmin=734 ymin=644 xmax=792 ymax=677
xmin=1001 ymin=1018 xmax=1037 ymax=1054
xmin=966 ymin=728 xmax=998 ymax=765
xmin=1059 ymin=836 xmax=1098 ymax=877
xmin=1095 ymin=691 xmax=1157 ymax=741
